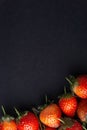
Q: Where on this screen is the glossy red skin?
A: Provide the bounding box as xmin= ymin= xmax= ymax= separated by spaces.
xmin=59 ymin=96 xmax=77 ymax=117
xmin=1 ymin=120 xmax=17 ymax=130
xmin=77 ymin=99 xmax=87 ymax=122
xmin=65 ymin=121 xmax=83 ymax=130
xmin=73 ymin=75 xmax=87 ymax=98
xmin=40 ymin=104 xmax=61 ymax=128
xmin=17 ymin=112 xmax=39 ymax=130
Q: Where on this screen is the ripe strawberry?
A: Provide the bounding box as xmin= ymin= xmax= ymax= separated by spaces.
xmin=39 ymin=103 xmax=62 ymax=128
xmin=1 ymin=106 xmax=17 ymax=130
xmin=77 ymin=99 xmax=87 ymax=123
xmin=59 ymin=117 xmax=83 ymax=130
xmin=1 ymin=120 xmax=17 ymax=130
xmin=15 ymin=109 xmax=39 ymax=130
xmin=66 ymin=75 xmax=87 ymax=99
xmin=45 ymin=126 xmax=57 ymax=130
xmin=59 ymin=93 xmax=77 ymax=117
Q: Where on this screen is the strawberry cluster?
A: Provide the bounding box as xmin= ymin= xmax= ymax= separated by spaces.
xmin=0 ymin=75 xmax=87 ymax=130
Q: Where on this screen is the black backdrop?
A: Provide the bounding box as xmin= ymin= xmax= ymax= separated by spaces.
xmin=0 ymin=0 xmax=87 ymax=115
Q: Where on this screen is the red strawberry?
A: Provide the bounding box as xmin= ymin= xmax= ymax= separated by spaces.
xmin=77 ymin=99 xmax=87 ymax=123
xmin=39 ymin=103 xmax=62 ymax=128
xmin=59 ymin=93 xmax=77 ymax=117
xmin=66 ymin=75 xmax=87 ymax=99
xmin=45 ymin=126 xmax=57 ymax=130
xmin=1 ymin=106 xmax=17 ymax=130
xmin=59 ymin=117 xmax=83 ymax=130
xmin=1 ymin=120 xmax=17 ymax=130
xmin=15 ymin=109 xmax=39 ymax=130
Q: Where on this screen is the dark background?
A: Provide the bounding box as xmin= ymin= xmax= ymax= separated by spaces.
xmin=0 ymin=0 xmax=87 ymax=115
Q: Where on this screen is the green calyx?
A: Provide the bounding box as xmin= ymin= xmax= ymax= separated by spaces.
xmin=1 ymin=105 xmax=14 ymax=122
xmin=2 ymin=116 xmax=14 ymax=122
xmin=59 ymin=117 xmax=75 ymax=130
xmin=61 ymin=93 xmax=74 ymax=99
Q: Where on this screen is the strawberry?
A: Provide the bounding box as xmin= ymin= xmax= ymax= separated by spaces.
xmin=66 ymin=75 xmax=87 ymax=99
xmin=1 ymin=106 xmax=17 ymax=130
xmin=1 ymin=120 xmax=17 ymax=130
xmin=59 ymin=93 xmax=77 ymax=117
xmin=59 ymin=117 xmax=83 ymax=130
xmin=77 ymin=99 xmax=87 ymax=123
xmin=15 ymin=109 xmax=39 ymax=130
xmin=39 ymin=103 xmax=61 ymax=128
xmin=45 ymin=126 xmax=57 ymax=130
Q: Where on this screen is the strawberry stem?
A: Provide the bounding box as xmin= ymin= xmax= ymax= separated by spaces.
xmin=58 ymin=118 xmax=65 ymax=124
xmin=82 ymin=122 xmax=87 ymax=130
xmin=82 ymin=126 xmax=87 ymax=130
xmin=32 ymin=108 xmax=39 ymax=115
xmin=65 ymin=77 xmax=73 ymax=85
xmin=65 ymin=76 xmax=76 ymax=93
xmin=1 ymin=105 xmax=14 ymax=121
xmin=1 ymin=105 xmax=6 ymax=116
xmin=14 ymin=107 xmax=20 ymax=117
